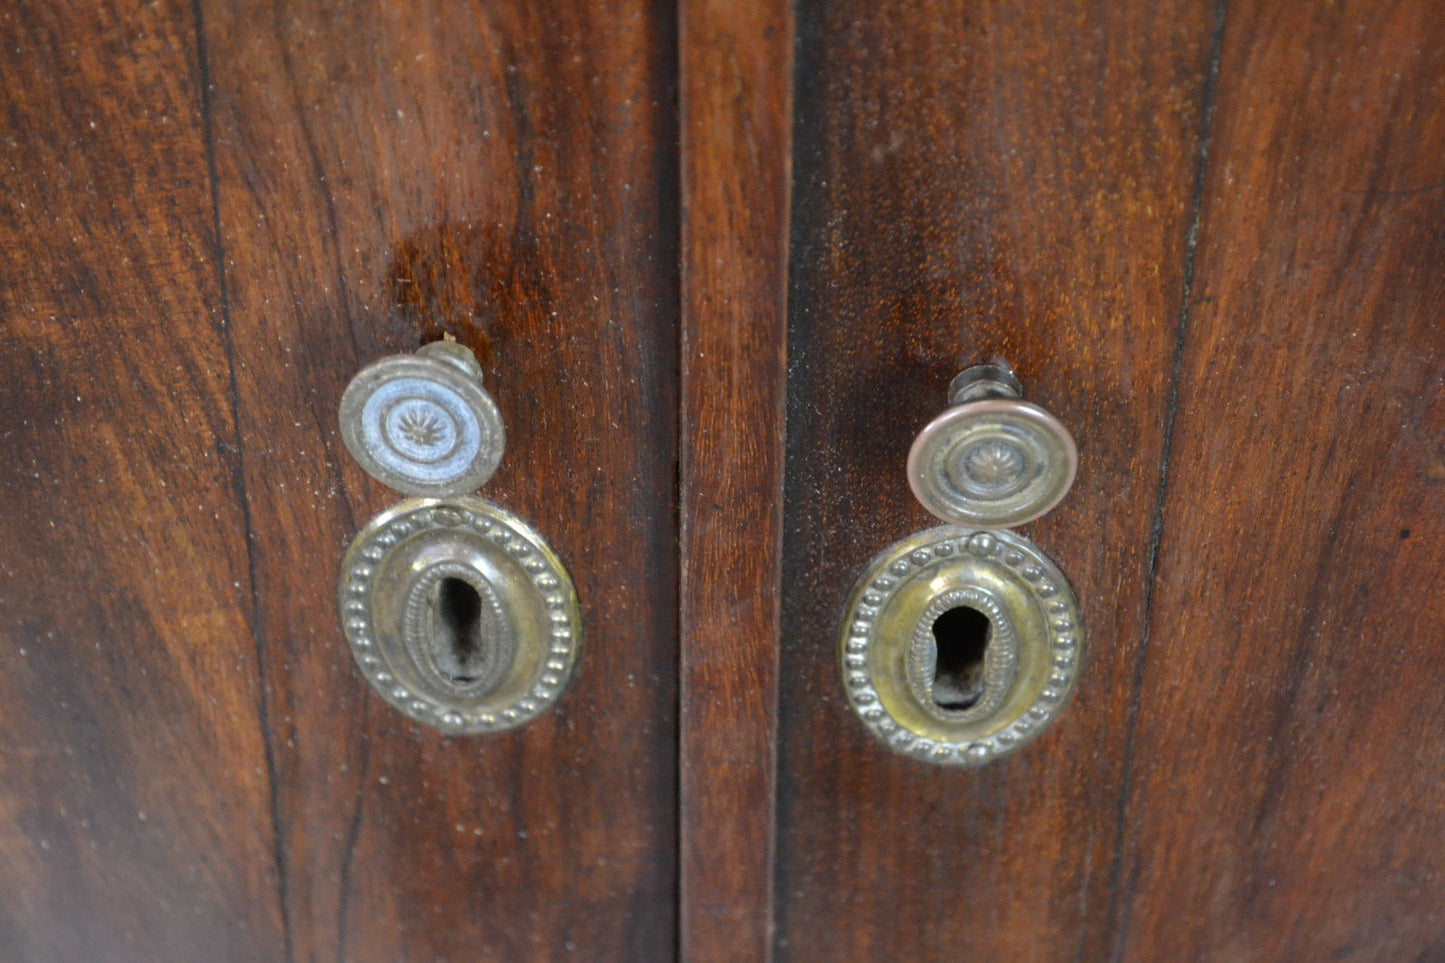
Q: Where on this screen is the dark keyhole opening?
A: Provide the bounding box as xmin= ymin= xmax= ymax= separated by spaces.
xmin=434 ymin=577 xmax=485 ymax=683
xmin=931 ymin=605 xmax=991 ymax=710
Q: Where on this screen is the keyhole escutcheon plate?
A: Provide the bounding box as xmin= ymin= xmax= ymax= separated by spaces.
xmin=839 ymin=526 xmax=1083 ymax=766
xmin=338 ymin=496 xmax=581 ymax=734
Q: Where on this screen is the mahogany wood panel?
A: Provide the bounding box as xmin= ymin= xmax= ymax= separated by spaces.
xmin=678 ymin=0 xmax=792 ymax=960
xmin=776 ymin=1 xmax=1219 ymax=958
xmin=195 ymin=1 xmax=680 ymax=959
xmin=0 ymin=2 xmax=283 ymax=959
xmin=1114 ymin=3 xmax=1445 ymax=959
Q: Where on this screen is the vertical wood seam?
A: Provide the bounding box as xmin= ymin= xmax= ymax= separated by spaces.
xmin=189 ymin=2 xmax=295 ymax=958
xmin=1104 ymin=2 xmax=1230 ymax=959
xmin=678 ymin=0 xmax=794 ymax=957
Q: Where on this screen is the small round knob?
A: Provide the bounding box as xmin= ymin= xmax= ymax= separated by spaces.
xmin=339 ymin=342 xmax=505 ymax=497
xmin=907 ymin=363 xmax=1077 ymax=528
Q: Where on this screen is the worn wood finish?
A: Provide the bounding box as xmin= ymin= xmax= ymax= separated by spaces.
xmin=776 ymin=1 xmax=1218 ymax=958
xmin=1114 ymin=4 xmax=1445 ymax=959
xmin=678 ymin=0 xmax=793 ymax=960
xmin=0 ymin=2 xmax=283 ymax=959
xmin=194 ymin=1 xmax=680 ymax=958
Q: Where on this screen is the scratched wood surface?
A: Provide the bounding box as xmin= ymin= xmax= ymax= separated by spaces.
xmin=0 ymin=0 xmax=679 ymax=959
xmin=0 ymin=2 xmax=284 ymax=959
xmin=1113 ymin=3 xmax=1445 ymax=959
xmin=775 ymin=0 xmax=1220 ymax=959
xmin=677 ymin=0 xmax=792 ymax=960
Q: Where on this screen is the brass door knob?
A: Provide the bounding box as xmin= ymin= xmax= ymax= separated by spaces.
xmin=339 ymin=341 xmax=505 ymax=497
xmin=907 ymin=363 xmax=1077 ymax=528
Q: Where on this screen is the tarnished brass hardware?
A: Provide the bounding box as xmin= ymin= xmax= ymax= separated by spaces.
xmin=338 ymin=496 xmax=581 ymax=735
xmin=338 ymin=341 xmax=578 ymax=735
xmin=839 ymin=526 xmax=1082 ymax=766
xmin=908 ymin=362 xmax=1077 ymax=528
xmin=339 ymin=341 xmax=505 ymax=497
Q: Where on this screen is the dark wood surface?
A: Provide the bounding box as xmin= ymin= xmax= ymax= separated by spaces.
xmin=0 ymin=2 xmax=284 ymax=959
xmin=677 ymin=0 xmax=792 ymax=960
xmin=1114 ymin=3 xmax=1445 ymax=959
xmin=776 ymin=0 xmax=1222 ymax=959
xmin=0 ymin=0 xmax=680 ymax=960
xmin=777 ymin=0 xmax=1445 ymax=960
xmin=3 ymin=1 xmax=1443 ymax=960
xmin=197 ymin=1 xmax=680 ymax=959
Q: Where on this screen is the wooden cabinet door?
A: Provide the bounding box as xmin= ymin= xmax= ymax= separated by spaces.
xmin=754 ymin=1 xmax=1445 ymax=961
xmin=0 ymin=2 xmax=678 ymax=959
xmin=3 ymin=1 xmax=1444 ymax=961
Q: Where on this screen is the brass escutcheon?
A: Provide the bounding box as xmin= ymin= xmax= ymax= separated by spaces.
xmin=839 ymin=526 xmax=1083 ymax=766
xmin=338 ymin=496 xmax=581 ymax=734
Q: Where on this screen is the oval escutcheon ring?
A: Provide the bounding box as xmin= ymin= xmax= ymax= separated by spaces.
xmin=338 ymin=496 xmax=581 ymax=735
xmin=838 ymin=526 xmax=1084 ymax=766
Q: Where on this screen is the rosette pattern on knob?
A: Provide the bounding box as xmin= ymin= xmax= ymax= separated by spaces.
xmin=339 ymin=341 xmax=504 ymax=497
xmin=908 ymin=363 xmax=1076 ymax=528
xmin=337 ymin=342 xmax=581 ymax=736
xmin=835 ymin=362 xmax=1083 ymax=765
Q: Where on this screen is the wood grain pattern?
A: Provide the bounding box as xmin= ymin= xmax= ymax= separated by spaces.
xmin=678 ymin=0 xmax=793 ymax=960
xmin=1113 ymin=3 xmax=1445 ymax=959
xmin=195 ymin=1 xmax=680 ymax=959
xmin=0 ymin=2 xmax=284 ymax=959
xmin=0 ymin=0 xmax=678 ymax=959
xmin=4 ymin=2 xmax=1441 ymax=958
xmin=776 ymin=1 xmax=1218 ymax=958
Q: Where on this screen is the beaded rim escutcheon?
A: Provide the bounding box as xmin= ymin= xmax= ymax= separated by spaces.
xmin=838 ymin=525 xmax=1084 ymax=766
xmin=338 ymin=496 xmax=581 ymax=735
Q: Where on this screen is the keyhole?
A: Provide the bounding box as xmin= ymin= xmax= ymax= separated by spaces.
xmin=434 ymin=577 xmax=485 ymax=683
xmin=931 ymin=606 xmax=991 ymax=709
